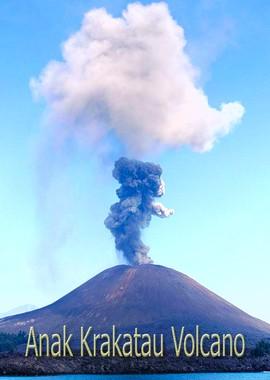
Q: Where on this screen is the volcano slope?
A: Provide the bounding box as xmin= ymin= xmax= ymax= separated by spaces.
xmin=0 ymin=264 xmax=269 ymax=344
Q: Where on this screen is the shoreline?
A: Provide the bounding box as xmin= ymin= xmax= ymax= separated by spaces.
xmin=0 ymin=352 xmax=270 ymax=376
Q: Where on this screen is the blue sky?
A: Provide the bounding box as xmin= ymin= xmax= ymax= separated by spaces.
xmin=0 ymin=0 xmax=270 ymax=323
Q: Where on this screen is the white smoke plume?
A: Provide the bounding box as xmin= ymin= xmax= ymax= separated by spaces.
xmin=30 ymin=2 xmax=244 ymax=155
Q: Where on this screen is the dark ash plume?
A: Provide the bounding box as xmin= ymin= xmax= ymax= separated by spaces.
xmin=105 ymin=157 xmax=174 ymax=265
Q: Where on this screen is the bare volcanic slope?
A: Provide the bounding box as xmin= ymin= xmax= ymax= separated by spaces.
xmin=0 ymin=265 xmax=269 ymax=343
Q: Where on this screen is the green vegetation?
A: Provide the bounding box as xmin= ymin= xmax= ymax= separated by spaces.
xmin=0 ymin=331 xmax=27 ymax=353
xmin=251 ymin=339 xmax=270 ymax=357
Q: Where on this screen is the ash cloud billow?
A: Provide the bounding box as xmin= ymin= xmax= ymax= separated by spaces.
xmin=31 ymin=2 xmax=244 ymax=155
xmin=105 ymin=157 xmax=174 ymax=265
xmin=30 ymin=2 xmax=245 ymax=268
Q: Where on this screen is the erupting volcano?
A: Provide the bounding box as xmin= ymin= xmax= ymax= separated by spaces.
xmin=105 ymin=157 xmax=174 ymax=265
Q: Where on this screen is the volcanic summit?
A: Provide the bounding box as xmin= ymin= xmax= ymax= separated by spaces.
xmin=0 ymin=264 xmax=269 ymax=345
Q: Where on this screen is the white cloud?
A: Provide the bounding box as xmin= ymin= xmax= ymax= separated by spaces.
xmin=31 ymin=2 xmax=244 ymax=155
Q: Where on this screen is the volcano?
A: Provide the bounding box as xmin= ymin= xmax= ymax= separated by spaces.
xmin=0 ymin=265 xmax=269 ymax=344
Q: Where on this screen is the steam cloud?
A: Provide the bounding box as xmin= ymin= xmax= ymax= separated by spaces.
xmin=31 ymin=2 xmax=244 ymax=154
xmin=31 ymin=3 xmax=245 ymax=266
xmin=105 ymin=157 xmax=174 ymax=264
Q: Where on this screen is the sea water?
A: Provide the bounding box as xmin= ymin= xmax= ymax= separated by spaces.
xmin=2 ymin=373 xmax=270 ymax=380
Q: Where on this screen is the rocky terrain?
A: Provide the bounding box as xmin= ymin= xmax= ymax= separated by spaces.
xmin=0 ymin=264 xmax=270 ymax=374
xmin=1 ymin=265 xmax=270 ymax=340
xmin=0 ymin=351 xmax=270 ymax=375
